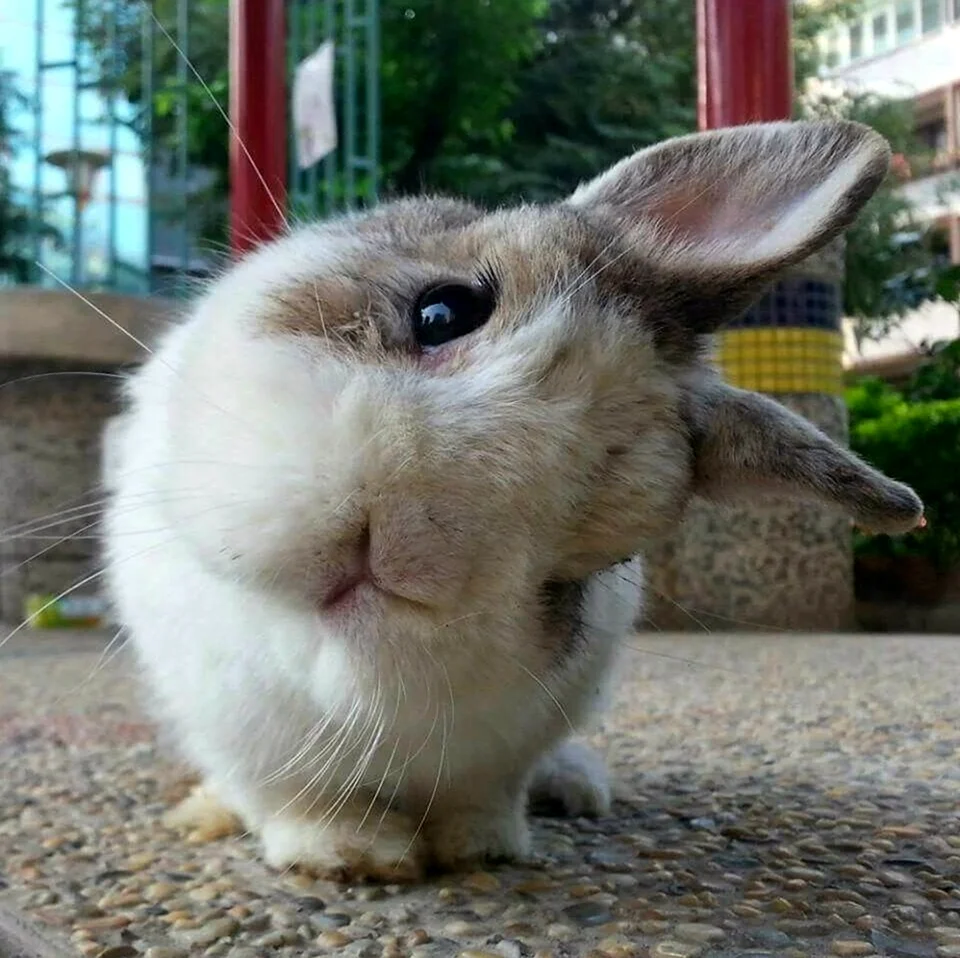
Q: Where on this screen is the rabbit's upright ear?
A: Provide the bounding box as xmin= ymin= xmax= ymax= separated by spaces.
xmin=681 ymin=375 xmax=923 ymax=535
xmin=566 ymin=121 xmax=890 ymax=332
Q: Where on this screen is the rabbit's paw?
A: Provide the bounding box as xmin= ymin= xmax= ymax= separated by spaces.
xmin=163 ymin=782 xmax=245 ymax=843
xmin=261 ymin=807 xmax=425 ymax=883
xmin=529 ymin=739 xmax=611 ymax=819
xmin=428 ymin=798 xmax=531 ymax=870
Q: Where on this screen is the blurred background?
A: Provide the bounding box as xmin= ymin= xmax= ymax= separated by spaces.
xmin=0 ymin=0 xmax=959 ymax=634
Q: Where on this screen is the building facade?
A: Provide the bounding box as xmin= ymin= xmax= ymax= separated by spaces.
xmin=817 ymin=0 xmax=960 ymax=373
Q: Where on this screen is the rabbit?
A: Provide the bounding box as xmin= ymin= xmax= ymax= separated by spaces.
xmin=102 ymin=119 xmax=924 ymax=882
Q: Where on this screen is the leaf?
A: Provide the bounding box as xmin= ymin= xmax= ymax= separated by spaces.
xmin=935 ymin=265 xmax=960 ymax=304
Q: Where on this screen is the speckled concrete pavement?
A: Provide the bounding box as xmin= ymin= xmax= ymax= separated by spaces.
xmin=2 ymin=629 xmax=960 ymax=958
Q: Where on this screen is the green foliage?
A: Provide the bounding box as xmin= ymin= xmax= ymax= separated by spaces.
xmin=450 ymin=0 xmax=856 ymax=206
xmin=905 ymin=336 xmax=960 ymax=403
xmin=70 ymin=0 xmax=945 ymax=336
xmin=848 ymin=331 xmax=960 ymax=570
xmin=379 ymin=0 xmax=546 ymax=196
xmin=846 ymin=376 xmax=907 ymax=422
xmin=850 ymin=394 xmax=960 ymax=570
xmin=797 ymin=86 xmax=955 ymax=338
xmin=72 ymin=0 xmax=869 ymax=221
xmin=454 ymin=0 xmax=699 ymax=205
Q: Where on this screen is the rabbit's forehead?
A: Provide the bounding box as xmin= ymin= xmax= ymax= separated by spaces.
xmin=255 ymin=202 xmax=675 ymax=362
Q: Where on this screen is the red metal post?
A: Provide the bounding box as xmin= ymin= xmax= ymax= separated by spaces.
xmin=696 ymin=0 xmax=793 ymax=130
xmin=229 ymin=0 xmax=288 ymax=255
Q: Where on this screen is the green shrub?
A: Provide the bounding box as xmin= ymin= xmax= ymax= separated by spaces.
xmin=903 ymin=338 xmax=960 ymax=402
xmin=850 ymin=397 xmax=960 ymax=570
xmin=845 ymin=376 xmax=906 ymax=423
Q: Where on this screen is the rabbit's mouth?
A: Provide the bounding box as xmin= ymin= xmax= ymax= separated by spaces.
xmin=318 ymin=525 xmax=382 ymax=613
xmin=322 ymin=572 xmax=377 ymax=611
xmin=320 ymin=570 xmax=447 ymax=633
xmin=319 ymin=570 xmax=426 ymax=620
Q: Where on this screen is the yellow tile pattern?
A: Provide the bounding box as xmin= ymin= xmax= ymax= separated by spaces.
xmin=716 ymin=327 xmax=844 ymax=395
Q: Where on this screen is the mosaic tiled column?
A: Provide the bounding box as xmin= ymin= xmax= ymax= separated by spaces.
xmin=644 ymin=244 xmax=856 ymax=632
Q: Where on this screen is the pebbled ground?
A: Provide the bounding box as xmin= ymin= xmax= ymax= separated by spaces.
xmin=1 ymin=629 xmax=959 ymax=958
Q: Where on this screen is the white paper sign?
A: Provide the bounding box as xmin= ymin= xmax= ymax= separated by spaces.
xmin=293 ymin=40 xmax=337 ymax=170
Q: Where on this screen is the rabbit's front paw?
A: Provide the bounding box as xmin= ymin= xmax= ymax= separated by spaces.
xmin=163 ymin=782 xmax=245 ymax=843
xmin=529 ymin=739 xmax=611 ymax=819
xmin=260 ymin=805 xmax=425 ymax=883
xmin=428 ymin=798 xmax=531 ymax=870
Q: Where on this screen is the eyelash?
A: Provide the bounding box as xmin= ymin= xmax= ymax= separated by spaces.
xmin=475 ymin=261 xmax=501 ymax=297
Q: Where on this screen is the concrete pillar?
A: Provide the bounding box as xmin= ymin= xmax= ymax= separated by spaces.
xmin=643 ymin=0 xmax=854 ymax=631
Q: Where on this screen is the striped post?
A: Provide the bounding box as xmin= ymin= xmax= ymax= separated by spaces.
xmin=644 ymin=0 xmax=853 ymax=631
xmin=697 ymin=0 xmax=846 ymax=402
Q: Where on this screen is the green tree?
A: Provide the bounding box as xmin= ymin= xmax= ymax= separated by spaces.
xmin=455 ymin=0 xmax=699 ymax=205
xmin=379 ymin=0 xmax=547 ymax=195
xmin=436 ymin=0 xmax=863 ymax=205
xmin=74 ymin=0 xmax=546 ymax=217
xmin=76 ymin=0 xmax=863 ymax=209
xmin=800 ymin=85 xmax=959 ymax=342
xmin=74 ymin=0 xmax=950 ymax=341
xmin=0 ymin=70 xmax=54 ymax=283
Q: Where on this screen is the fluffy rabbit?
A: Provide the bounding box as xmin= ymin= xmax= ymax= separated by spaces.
xmin=103 ymin=120 xmax=923 ymax=881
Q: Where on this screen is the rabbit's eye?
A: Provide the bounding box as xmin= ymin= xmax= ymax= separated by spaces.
xmin=413 ymin=283 xmax=496 ymax=348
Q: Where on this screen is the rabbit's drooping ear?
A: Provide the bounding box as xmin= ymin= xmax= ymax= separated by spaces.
xmin=683 ymin=377 xmax=923 ymax=535
xmin=566 ymin=121 xmax=890 ymax=331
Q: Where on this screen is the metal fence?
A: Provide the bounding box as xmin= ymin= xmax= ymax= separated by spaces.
xmin=288 ymin=0 xmax=379 ymax=221
xmin=1 ymin=0 xmax=379 ymax=298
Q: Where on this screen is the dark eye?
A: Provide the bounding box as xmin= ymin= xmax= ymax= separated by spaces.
xmin=413 ymin=283 xmax=496 ymax=348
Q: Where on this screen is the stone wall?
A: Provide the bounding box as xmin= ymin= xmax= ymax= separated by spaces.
xmin=0 ymin=361 xmax=120 ymax=624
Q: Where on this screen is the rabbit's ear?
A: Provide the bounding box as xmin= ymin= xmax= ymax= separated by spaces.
xmin=681 ymin=377 xmax=922 ymax=534
xmin=566 ymin=121 xmax=889 ymax=332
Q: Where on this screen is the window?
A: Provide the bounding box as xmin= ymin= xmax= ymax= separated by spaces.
xmin=917 ymin=120 xmax=948 ymax=151
xmin=872 ymin=12 xmax=890 ymax=51
xmin=849 ymin=22 xmax=863 ymax=59
xmin=921 ymin=0 xmax=943 ymax=32
xmin=896 ymin=1 xmax=917 ymax=42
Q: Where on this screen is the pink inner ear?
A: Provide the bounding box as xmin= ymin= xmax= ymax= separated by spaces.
xmin=649 ymin=178 xmax=800 ymax=256
xmin=649 ymin=183 xmax=724 ymax=237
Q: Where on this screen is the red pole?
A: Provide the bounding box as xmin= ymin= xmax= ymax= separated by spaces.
xmin=229 ymin=0 xmax=288 ymax=256
xmin=697 ymin=0 xmax=793 ymax=130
